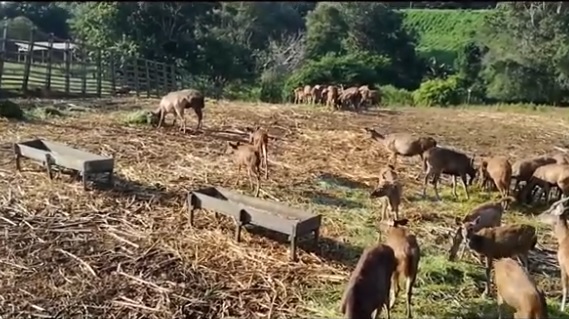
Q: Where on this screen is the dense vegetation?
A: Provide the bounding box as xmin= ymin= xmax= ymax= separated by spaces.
xmin=402 ymin=9 xmax=489 ymax=65
xmin=2 ymin=2 xmax=569 ymax=106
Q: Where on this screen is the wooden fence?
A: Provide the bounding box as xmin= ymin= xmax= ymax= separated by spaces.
xmin=0 ymin=20 xmax=186 ymax=99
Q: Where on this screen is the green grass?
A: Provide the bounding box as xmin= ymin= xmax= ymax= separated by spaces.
xmin=402 ymin=9 xmax=490 ymax=65
xmin=300 ymin=176 xmax=569 ymax=319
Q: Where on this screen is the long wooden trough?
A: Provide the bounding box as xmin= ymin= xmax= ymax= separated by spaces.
xmin=187 ymin=187 xmax=322 ymax=261
xmin=13 ymin=139 xmax=114 ymax=190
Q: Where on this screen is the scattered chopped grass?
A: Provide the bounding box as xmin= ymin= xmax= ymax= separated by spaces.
xmin=121 ymin=110 xmax=150 ymax=125
xmin=1 ymin=98 xmax=569 ymax=318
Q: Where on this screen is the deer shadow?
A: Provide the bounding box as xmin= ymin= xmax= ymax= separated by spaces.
xmin=89 ymin=173 xmax=183 ymax=205
xmin=301 ymin=189 xmax=365 ymax=210
xmin=358 ymin=108 xmax=402 ymax=117
xmin=242 ymin=225 xmax=364 ymax=268
xmin=315 ymin=173 xmax=370 ymax=191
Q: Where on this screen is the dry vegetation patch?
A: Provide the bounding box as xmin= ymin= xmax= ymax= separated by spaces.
xmin=1 ymin=98 xmax=569 ymax=318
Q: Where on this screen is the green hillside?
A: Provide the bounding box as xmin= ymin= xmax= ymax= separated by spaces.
xmin=402 ymin=9 xmax=491 ymax=65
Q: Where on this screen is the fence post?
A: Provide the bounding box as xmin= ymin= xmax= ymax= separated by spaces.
xmin=170 ymin=64 xmax=177 ymax=91
xmin=64 ymin=40 xmax=71 ymax=95
xmin=180 ymin=72 xmax=187 ymax=89
xmin=133 ymin=57 xmax=140 ymax=97
xmin=0 ymin=18 xmax=9 ymax=91
xmin=80 ymin=45 xmax=87 ymax=96
xmin=152 ymin=61 xmax=159 ymax=97
xmin=160 ymin=62 xmax=168 ymax=94
xmin=22 ymin=27 xmax=35 ymax=92
xmin=144 ymin=59 xmax=151 ymax=98
xmin=96 ymin=48 xmax=102 ymax=97
xmin=45 ymin=33 xmax=54 ymax=91
xmin=109 ymin=52 xmax=116 ymax=95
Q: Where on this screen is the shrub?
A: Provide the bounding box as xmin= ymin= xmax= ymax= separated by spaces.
xmin=223 ymin=82 xmax=260 ymax=102
xmin=413 ymin=75 xmax=465 ymax=107
xmin=0 ymin=100 xmax=24 ymax=120
xmin=379 ymin=85 xmax=414 ymax=106
xmin=259 ymin=70 xmax=287 ymax=104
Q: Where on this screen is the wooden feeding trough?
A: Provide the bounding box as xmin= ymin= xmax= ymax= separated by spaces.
xmin=187 ymin=187 xmax=322 ymax=261
xmin=14 ymin=139 xmax=114 ymax=190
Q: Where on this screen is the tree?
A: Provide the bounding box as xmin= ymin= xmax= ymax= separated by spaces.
xmin=0 ymin=2 xmax=71 ymax=39
xmin=479 ymin=2 xmax=569 ymax=104
xmin=304 ymin=3 xmax=348 ymax=60
xmin=337 ymin=3 xmax=424 ymax=89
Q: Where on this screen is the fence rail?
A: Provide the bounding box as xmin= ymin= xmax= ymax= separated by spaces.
xmin=0 ymin=19 xmax=185 ymax=99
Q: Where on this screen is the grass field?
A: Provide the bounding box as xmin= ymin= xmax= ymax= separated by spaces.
xmin=402 ymin=9 xmax=490 ymax=65
xmin=1 ymin=98 xmax=569 ymax=318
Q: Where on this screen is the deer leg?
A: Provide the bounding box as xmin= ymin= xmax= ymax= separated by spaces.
xmin=497 ymin=292 xmax=504 ymax=319
xmin=562 ymin=267 xmax=567 ymax=311
xmin=432 ymin=173 xmax=442 ymax=201
xmin=458 ymin=241 xmax=467 ymax=260
xmin=179 ymin=112 xmax=187 ymax=134
xmin=389 ymin=273 xmax=400 ymax=309
xmin=247 ymin=168 xmax=254 ymax=190
xmin=263 ymin=144 xmax=268 ymax=179
xmin=194 ymin=107 xmax=203 ymax=131
xmin=452 ymin=175 xmax=458 ymax=198
xmin=405 ymin=272 xmax=416 ymax=319
xmin=253 ymin=168 xmax=260 ymax=197
xmin=157 ymin=110 xmax=165 ymax=129
xmin=234 ymin=165 xmax=241 ymax=187
xmin=391 ymin=198 xmax=399 ymax=220
xmin=483 ymin=257 xmax=492 ymax=297
xmin=460 ymin=173 xmax=470 ymax=200
xmin=422 ymin=169 xmax=431 ymax=198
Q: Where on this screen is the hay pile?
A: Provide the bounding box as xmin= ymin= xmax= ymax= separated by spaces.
xmin=0 ymin=98 xmax=566 ymax=318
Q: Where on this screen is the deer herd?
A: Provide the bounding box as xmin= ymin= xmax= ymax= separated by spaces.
xmin=293 ymin=84 xmax=380 ymax=111
xmin=144 ymin=88 xmax=569 ymax=319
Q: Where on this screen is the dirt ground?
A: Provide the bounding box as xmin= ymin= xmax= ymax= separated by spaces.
xmin=1 ymin=97 xmax=569 ymax=318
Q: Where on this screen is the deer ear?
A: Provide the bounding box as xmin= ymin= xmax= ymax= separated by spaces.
xmin=472 ymin=216 xmax=481 ymax=225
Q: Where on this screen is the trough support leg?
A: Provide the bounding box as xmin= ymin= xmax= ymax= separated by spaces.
xmin=313 ymin=228 xmax=320 ymax=246
xmin=189 ymin=208 xmax=195 ymax=226
xmin=45 ymin=154 xmax=53 ymax=180
xmin=289 ymin=234 xmax=298 ymax=262
xmin=107 ymin=170 xmax=114 ymax=185
xmin=13 ymin=144 xmax=21 ymax=171
xmin=235 ymin=222 xmax=243 ymax=242
xmin=82 ymin=171 xmax=89 ymax=190
xmin=235 ymin=210 xmax=245 ymax=242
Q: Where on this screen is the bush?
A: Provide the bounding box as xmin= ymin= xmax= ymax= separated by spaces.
xmin=0 ymin=100 xmax=24 ymax=120
xmin=379 ymin=85 xmax=414 ymax=106
xmin=283 ymin=52 xmax=391 ymax=102
xmin=413 ymin=75 xmax=465 ymax=107
xmin=259 ymin=70 xmax=287 ymax=103
xmin=223 ymin=82 xmax=260 ymax=102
